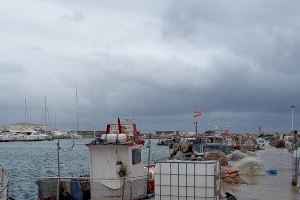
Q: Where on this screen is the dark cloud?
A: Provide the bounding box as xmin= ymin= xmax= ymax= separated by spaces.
xmin=0 ymin=0 xmax=299 ymax=132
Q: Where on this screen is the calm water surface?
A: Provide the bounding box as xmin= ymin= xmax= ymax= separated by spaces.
xmin=1 ymin=139 xmax=299 ymax=199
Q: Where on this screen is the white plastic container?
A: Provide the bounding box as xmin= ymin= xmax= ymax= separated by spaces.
xmin=292 ymin=148 xmax=300 ymax=185
xmin=155 ymin=160 xmax=221 ymax=200
xmin=101 ymin=134 xmax=127 ymax=144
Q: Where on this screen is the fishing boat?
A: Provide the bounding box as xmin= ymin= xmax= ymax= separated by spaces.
xmin=70 ymin=133 xmax=83 ymax=139
xmin=169 ymin=134 xmax=233 ymax=160
xmin=52 ymin=130 xmax=69 ymax=139
xmin=36 ymin=118 xmax=148 ymax=200
xmin=157 ymin=139 xmax=173 ymax=146
xmin=256 ymin=137 xmax=266 ymax=147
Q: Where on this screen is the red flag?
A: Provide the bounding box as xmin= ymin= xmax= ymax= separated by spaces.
xmin=193 ymin=110 xmax=202 ymax=118
xmin=118 ymin=117 xmax=122 ymax=133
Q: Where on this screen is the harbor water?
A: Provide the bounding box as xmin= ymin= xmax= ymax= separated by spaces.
xmin=0 ymin=139 xmax=299 ymax=199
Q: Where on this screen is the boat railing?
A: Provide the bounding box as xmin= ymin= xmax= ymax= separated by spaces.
xmin=0 ymin=163 xmax=9 ymax=200
xmin=36 ymin=175 xmax=148 ymax=200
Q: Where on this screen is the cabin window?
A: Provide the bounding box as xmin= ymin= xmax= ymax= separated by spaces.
xmin=207 ymin=138 xmax=214 ymax=143
xmin=194 ymin=144 xmax=201 ymax=153
xmin=132 ymin=148 xmax=141 ymax=165
xmin=215 ymin=138 xmax=223 ymax=143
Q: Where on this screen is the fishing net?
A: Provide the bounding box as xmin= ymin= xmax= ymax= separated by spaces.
xmin=228 ymin=150 xmax=248 ymax=161
xmin=231 ymin=157 xmax=264 ymax=175
xmin=241 ymin=139 xmax=258 ymax=152
xmin=274 ymin=139 xmax=286 ymax=148
xmin=203 ymin=151 xmax=229 ymax=166
xmin=223 ymin=174 xmax=246 ymax=184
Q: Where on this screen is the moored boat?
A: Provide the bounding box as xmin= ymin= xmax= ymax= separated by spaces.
xmin=36 ymin=118 xmax=148 ymax=200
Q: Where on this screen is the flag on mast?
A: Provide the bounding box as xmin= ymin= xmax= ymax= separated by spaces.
xmin=193 ymin=110 xmax=202 ymax=118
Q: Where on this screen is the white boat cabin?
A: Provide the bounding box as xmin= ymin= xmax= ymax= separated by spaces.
xmin=87 ymin=119 xmax=147 ymax=200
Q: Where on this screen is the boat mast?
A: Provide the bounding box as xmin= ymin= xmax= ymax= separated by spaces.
xmin=75 ymin=86 xmax=79 ymax=134
xmin=54 ymin=110 xmax=57 ymax=131
xmin=90 ymin=66 xmax=96 ymax=138
xmin=44 ymin=97 xmax=47 ymax=135
xmin=24 ymin=99 xmax=29 ymax=127
xmin=47 ymin=102 xmax=52 ymax=132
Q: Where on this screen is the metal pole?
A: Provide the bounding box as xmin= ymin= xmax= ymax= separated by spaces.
xmin=57 ymin=140 xmax=61 ymax=200
xmin=90 ymin=66 xmax=96 ymax=138
xmin=24 ymin=99 xmax=27 ymax=125
xmin=147 ymin=139 xmax=151 ymax=195
xmin=121 ymin=178 xmax=126 ymax=200
xmin=290 ymin=105 xmax=295 ymax=132
xmin=292 ymin=108 xmax=294 ymax=132
xmin=75 ymin=86 xmax=79 ymax=134
xmin=44 ymin=97 xmax=47 ymax=135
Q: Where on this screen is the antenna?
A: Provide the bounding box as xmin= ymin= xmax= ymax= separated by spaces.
xmin=90 ymin=66 xmax=96 ymax=138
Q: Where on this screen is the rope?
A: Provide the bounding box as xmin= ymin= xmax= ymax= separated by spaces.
xmin=59 ymin=134 xmax=75 ymax=152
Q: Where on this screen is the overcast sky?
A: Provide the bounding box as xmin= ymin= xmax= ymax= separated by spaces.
xmin=0 ymin=0 xmax=299 ymax=132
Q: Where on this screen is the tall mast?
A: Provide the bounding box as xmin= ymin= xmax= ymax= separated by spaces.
xmin=90 ymin=66 xmax=96 ymax=138
xmin=54 ymin=111 xmax=57 ymax=130
xmin=24 ymin=99 xmax=27 ymax=126
xmin=47 ymin=103 xmax=52 ymax=131
xmin=75 ymin=86 xmax=79 ymax=134
xmin=44 ymin=97 xmax=47 ymax=134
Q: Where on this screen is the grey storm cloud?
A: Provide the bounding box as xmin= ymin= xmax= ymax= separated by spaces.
xmin=0 ymin=0 xmax=299 ymax=132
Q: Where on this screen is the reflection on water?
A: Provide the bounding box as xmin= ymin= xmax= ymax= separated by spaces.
xmin=224 ymin=146 xmax=300 ymax=200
